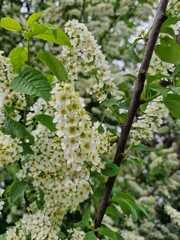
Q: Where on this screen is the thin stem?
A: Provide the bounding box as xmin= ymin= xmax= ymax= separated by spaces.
xmin=95 ymin=0 xmax=169 ymax=228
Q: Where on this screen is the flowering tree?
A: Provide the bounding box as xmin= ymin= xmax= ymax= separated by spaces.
xmin=0 ymin=0 xmax=180 ymax=239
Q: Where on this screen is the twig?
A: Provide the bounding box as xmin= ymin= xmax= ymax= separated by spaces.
xmin=95 ymin=0 xmax=169 ymax=228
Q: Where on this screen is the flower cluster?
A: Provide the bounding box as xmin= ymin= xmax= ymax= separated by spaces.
xmin=0 ymin=51 xmax=26 ymax=123
xmin=14 ymin=82 xmax=111 ymax=233
xmin=61 ymin=20 xmax=119 ymax=102
xmin=51 ymin=82 xmax=110 ymax=172
xmin=164 ymin=205 xmax=180 ymax=227
xmin=148 ymin=52 xmax=174 ymax=76
xmin=122 ymin=231 xmax=145 ymax=240
xmin=130 ymin=96 xmax=169 ymax=144
xmin=6 ymin=210 xmax=59 ymax=240
xmin=167 ymin=0 xmax=180 ymax=18
xmin=0 ymin=188 xmax=4 ymax=215
xmin=0 ymin=132 xmax=23 ymax=167
xmin=67 ymin=228 xmax=86 ymax=240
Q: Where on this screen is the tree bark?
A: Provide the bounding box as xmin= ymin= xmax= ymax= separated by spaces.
xmin=95 ymin=0 xmax=169 ymax=228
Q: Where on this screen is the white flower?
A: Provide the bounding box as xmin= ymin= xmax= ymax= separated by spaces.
xmin=61 ymin=19 xmax=118 ymax=102
xmin=164 ymin=205 xmax=180 ymax=227
xmin=130 ymin=96 xmax=169 ymax=142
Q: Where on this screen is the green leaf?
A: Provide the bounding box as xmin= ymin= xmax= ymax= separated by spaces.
xmin=7 ymin=180 xmax=26 ymax=205
xmin=34 ymin=114 xmax=56 ymax=132
xmin=26 ymin=11 xmax=45 ymax=27
xmin=116 ymin=233 xmax=124 ymax=240
xmin=102 ymin=98 xmax=120 ymax=107
xmin=0 ymin=234 xmax=6 ymax=240
xmin=0 ymin=17 xmax=21 ymax=31
xmin=132 ymin=144 xmax=150 ymax=152
xmin=171 ymin=86 xmax=180 ymax=94
xmin=98 ymin=123 xmax=105 ymax=134
xmin=116 ymin=192 xmax=135 ymax=202
xmin=117 ymin=198 xmax=138 ymax=222
xmin=84 ymin=231 xmax=96 ymax=240
xmin=164 ymin=94 xmax=180 ymax=119
xmin=82 ymin=207 xmax=90 ymax=227
xmin=155 ymin=45 xmax=180 ymax=64
xmin=3 ymin=106 xmax=34 ymax=144
xmin=160 ymin=36 xmax=180 ymax=52
xmin=37 ymin=51 xmax=68 ymax=82
xmin=9 ymin=47 xmax=28 ymax=73
xmin=172 ymin=63 xmax=180 ymax=78
xmin=113 ymin=192 xmax=139 ymax=222
xmin=119 ymin=113 xmax=127 ymax=122
xmin=161 ymin=26 xmax=175 ymax=38
xmin=106 ymin=204 xmax=120 ymax=217
xmin=126 ymin=156 xmax=142 ymax=166
xmin=102 ymin=162 xmax=120 ymax=177
xmin=6 ymin=162 xmax=20 ymax=174
xmin=24 ymin=22 xmax=71 ymax=46
xmin=97 ymin=226 xmax=117 ymax=240
xmin=57 ymin=232 xmax=66 ymax=239
xmin=128 ymin=45 xmax=141 ymax=62
xmin=10 ymin=66 xmax=51 ymax=102
xmin=21 ymin=141 xmax=34 ymax=155
xmin=163 ymin=16 xmax=179 ymax=28
xmin=150 ymin=83 xmax=167 ymax=99
xmin=124 ymin=73 xmax=136 ymax=80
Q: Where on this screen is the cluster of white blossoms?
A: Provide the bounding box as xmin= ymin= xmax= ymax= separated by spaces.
xmin=17 ymin=123 xmax=91 ymax=223
xmin=14 ymin=83 xmax=111 ymax=234
xmin=0 ymin=25 xmax=113 ymax=237
xmin=164 ymin=205 xmax=180 ymax=227
xmin=0 ymin=188 xmax=4 ymax=215
xmin=67 ymin=228 xmax=86 ymax=240
xmin=149 ymin=52 xmax=174 ymax=76
xmin=0 ymin=51 xmax=26 ymax=123
xmin=130 ymin=96 xmax=169 ymax=144
xmin=61 ymin=20 xmax=119 ymax=102
xmin=167 ymin=0 xmax=180 ymax=18
xmin=50 ymin=82 xmax=110 ymax=172
xmin=121 ymin=230 xmax=145 ymax=240
xmin=6 ymin=210 xmax=59 ymax=240
xmin=0 ymin=132 xmax=23 ymax=167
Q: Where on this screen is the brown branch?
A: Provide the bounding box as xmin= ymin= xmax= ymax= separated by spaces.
xmin=95 ymin=0 xmax=169 ymax=228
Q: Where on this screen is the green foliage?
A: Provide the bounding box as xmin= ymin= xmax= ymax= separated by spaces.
xmin=113 ymin=192 xmax=147 ymax=222
xmin=128 ymin=45 xmax=141 ymax=63
xmin=155 ymin=44 xmax=180 ymax=64
xmin=81 ymin=208 xmax=91 ymax=227
xmin=26 ymin=12 xmax=45 ymax=27
xmin=102 ymin=162 xmax=120 ymax=177
xmin=10 ymin=66 xmax=51 ymax=101
xmin=3 ymin=106 xmax=34 ymax=144
xmin=164 ymin=94 xmax=180 ymax=119
xmin=6 ymin=179 xmax=26 ymax=205
xmin=9 ymin=47 xmax=28 ymax=73
xmin=84 ymin=231 xmax=96 ymax=240
xmin=34 ymin=114 xmax=56 ymax=132
xmin=37 ymin=51 xmax=68 ymax=82
xmin=24 ymin=22 xmax=71 ymax=46
xmin=0 ymin=234 xmax=6 ymax=240
xmin=0 ymin=17 xmax=21 ymax=31
xmin=97 ymin=226 xmax=123 ymax=240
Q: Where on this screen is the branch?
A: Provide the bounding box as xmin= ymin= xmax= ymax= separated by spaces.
xmin=95 ymin=0 xmax=169 ymax=228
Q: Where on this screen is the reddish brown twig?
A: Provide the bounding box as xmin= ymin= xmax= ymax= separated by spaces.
xmin=95 ymin=0 xmax=169 ymax=228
